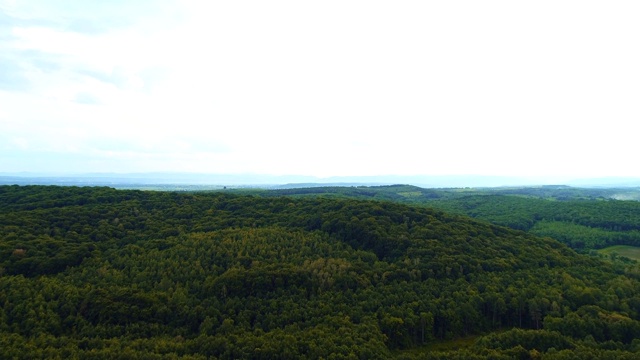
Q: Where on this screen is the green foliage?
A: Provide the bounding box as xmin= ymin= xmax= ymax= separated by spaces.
xmin=254 ymin=185 xmax=640 ymax=251
xmin=1 ymin=185 xmax=640 ymax=358
xmin=433 ymin=195 xmax=640 ymax=251
xmin=598 ymin=245 xmax=640 ymax=262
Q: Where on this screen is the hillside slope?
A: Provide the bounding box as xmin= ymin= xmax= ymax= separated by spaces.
xmin=1 ymin=186 xmax=640 ymax=358
xmin=256 ymin=185 xmax=640 ymax=252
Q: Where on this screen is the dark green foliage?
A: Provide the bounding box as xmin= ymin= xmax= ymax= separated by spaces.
xmin=251 ymin=185 xmax=640 ymax=251
xmin=430 ymin=195 xmax=640 ymax=251
xmin=1 ymin=185 xmax=640 ymax=358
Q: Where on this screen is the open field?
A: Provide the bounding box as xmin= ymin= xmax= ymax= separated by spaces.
xmin=598 ymin=245 xmax=640 ymax=261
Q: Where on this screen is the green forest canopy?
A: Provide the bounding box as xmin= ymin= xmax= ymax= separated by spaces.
xmin=253 ymin=184 xmax=640 ymax=252
xmin=2 ymin=185 xmax=640 ymax=358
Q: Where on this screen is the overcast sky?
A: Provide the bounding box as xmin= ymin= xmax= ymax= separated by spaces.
xmin=1 ymin=1 xmax=639 ymax=179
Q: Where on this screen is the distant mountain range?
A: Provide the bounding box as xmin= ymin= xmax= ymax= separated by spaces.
xmin=2 ymin=172 xmax=640 ymax=188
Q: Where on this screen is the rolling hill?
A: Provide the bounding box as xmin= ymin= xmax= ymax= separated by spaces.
xmin=2 ymin=185 xmax=640 ymax=358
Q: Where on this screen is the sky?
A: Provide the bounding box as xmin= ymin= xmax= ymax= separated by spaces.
xmin=1 ymin=1 xmax=639 ymax=179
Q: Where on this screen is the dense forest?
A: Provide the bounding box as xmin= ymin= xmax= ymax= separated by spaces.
xmin=3 ymin=185 xmax=640 ymax=358
xmin=255 ymin=185 xmax=640 ymax=252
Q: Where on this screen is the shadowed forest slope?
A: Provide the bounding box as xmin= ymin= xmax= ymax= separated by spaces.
xmin=256 ymin=185 xmax=640 ymax=252
xmin=2 ymin=185 xmax=640 ymax=358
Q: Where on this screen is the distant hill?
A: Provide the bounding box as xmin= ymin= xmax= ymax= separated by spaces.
xmin=5 ymin=172 xmax=640 ymax=188
xmin=2 ymin=185 xmax=640 ymax=358
xmin=248 ymin=184 xmax=640 ymax=252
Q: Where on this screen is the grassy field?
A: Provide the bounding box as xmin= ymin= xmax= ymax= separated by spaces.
xmin=394 ymin=335 xmax=479 ymax=357
xmin=398 ymin=191 xmax=423 ymax=198
xmin=598 ymin=245 xmax=640 ymax=261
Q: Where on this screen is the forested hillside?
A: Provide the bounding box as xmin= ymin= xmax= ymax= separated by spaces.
xmin=430 ymin=195 xmax=640 ymax=251
xmin=2 ymin=185 xmax=640 ymax=358
xmin=258 ymin=185 xmax=640 ymax=252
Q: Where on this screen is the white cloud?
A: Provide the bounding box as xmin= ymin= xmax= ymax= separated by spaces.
xmin=1 ymin=1 xmax=639 ymax=177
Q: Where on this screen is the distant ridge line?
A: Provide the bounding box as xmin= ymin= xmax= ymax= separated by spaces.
xmin=2 ymin=173 xmax=640 ymax=188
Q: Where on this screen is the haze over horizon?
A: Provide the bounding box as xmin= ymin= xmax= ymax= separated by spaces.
xmin=4 ymin=171 xmax=640 ymax=189
xmin=2 ymin=1 xmax=639 ymax=179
